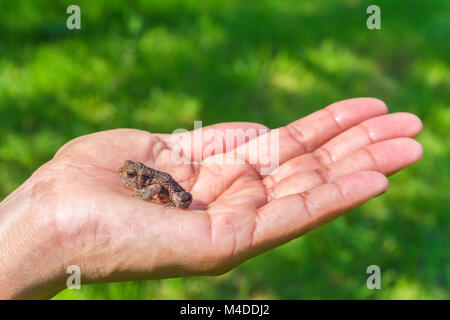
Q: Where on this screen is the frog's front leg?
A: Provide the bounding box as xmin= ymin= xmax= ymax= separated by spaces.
xmin=132 ymin=184 xmax=163 ymax=201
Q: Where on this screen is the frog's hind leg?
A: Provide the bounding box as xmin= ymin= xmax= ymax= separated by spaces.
xmin=132 ymin=184 xmax=163 ymax=201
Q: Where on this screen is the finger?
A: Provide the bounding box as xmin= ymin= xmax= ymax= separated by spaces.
xmin=281 ymin=98 xmax=387 ymax=156
xmin=267 ymin=138 xmax=423 ymax=199
xmin=232 ymin=98 xmax=388 ymax=174
xmin=252 ymin=171 xmax=389 ymax=250
xmin=156 ymin=122 xmax=269 ymax=161
xmin=312 ymin=112 xmax=423 ymax=166
xmin=320 ymin=137 xmax=424 ymax=177
xmin=267 ymin=112 xmax=422 ymax=184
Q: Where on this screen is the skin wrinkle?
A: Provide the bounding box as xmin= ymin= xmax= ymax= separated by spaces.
xmin=200 ymin=162 xmax=256 ymax=206
xmin=312 ymin=147 xmax=334 ymax=167
xmin=296 ymin=191 xmax=314 ymax=220
xmin=185 ymin=162 xmax=201 ymax=191
xmin=64 ymin=162 xmax=115 ymax=185
xmin=324 ymin=107 xmax=343 ymax=131
xmin=251 ymin=208 xmax=263 ymax=249
xmin=358 ymin=122 xmax=376 ymax=144
xmin=262 ymin=173 xmax=276 ymax=192
xmin=60 ymin=154 xmax=117 ymax=178
xmin=201 ymin=202 xmax=238 ymax=267
xmin=249 ymin=174 xmax=269 ymax=256
xmin=230 ymin=142 xmax=267 ymax=183
xmin=148 ymin=138 xmax=171 ymax=165
xmin=30 ymin=179 xmax=66 ymax=278
xmin=362 ymin=147 xmax=381 ymax=172
xmin=122 ymin=207 xmax=145 ymax=272
xmin=212 ymin=171 xmax=267 ymax=259
xmin=284 ymin=123 xmax=308 ymax=154
xmin=2 ymin=172 xmax=47 ymax=209
xmin=227 ymin=168 xmax=262 ymax=205
xmin=245 ymin=156 xmax=265 ymax=182
xmin=314 ymin=167 xmax=330 ymax=185
xmin=227 ymin=215 xmax=238 ymax=262
xmin=49 ymin=201 xmax=66 ymax=286
xmin=265 ymin=183 xmax=277 ymax=202
xmin=253 ymin=186 xmax=326 ymax=249
xmin=204 ymin=210 xmax=213 ymax=249
xmin=195 ymin=164 xmax=223 ymax=203
xmin=148 ymin=136 xmax=166 ymax=159
xmin=330 ymin=181 xmax=347 ymax=200
xmin=88 ymin=206 xmax=99 ymax=281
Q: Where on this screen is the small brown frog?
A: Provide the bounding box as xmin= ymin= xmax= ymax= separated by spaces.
xmin=118 ymin=160 xmax=192 ymax=209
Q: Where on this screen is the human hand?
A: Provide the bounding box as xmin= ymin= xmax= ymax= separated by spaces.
xmin=0 ymin=98 xmax=423 ymax=299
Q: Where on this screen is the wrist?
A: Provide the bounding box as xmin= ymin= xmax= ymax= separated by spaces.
xmin=0 ymin=176 xmax=66 ymax=299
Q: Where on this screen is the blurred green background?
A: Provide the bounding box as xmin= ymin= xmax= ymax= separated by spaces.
xmin=0 ymin=0 xmax=448 ymax=299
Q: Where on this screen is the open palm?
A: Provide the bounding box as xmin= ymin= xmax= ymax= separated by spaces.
xmin=43 ymin=98 xmax=422 ymax=284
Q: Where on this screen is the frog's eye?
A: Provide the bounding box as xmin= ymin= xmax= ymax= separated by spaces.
xmin=127 ymin=171 xmax=137 ymax=177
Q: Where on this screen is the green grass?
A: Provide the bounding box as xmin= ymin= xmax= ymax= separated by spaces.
xmin=0 ymin=0 xmax=448 ymax=299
